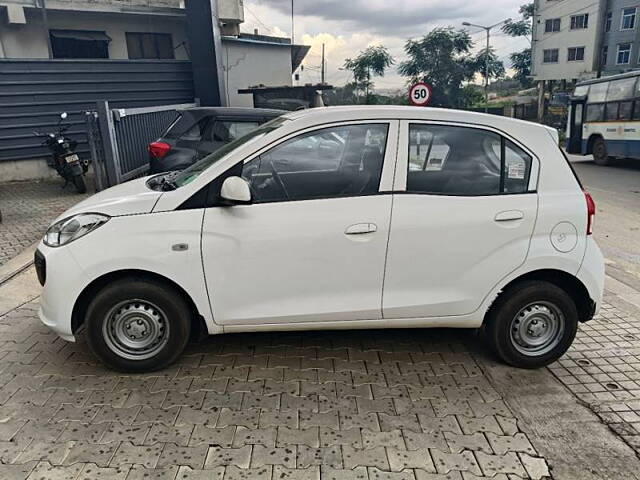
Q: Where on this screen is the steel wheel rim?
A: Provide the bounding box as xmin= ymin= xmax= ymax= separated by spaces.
xmin=509 ymin=301 xmax=565 ymax=357
xmin=103 ymin=300 xmax=169 ymax=360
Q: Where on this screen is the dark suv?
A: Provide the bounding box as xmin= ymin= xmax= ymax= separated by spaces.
xmin=148 ymin=107 xmax=284 ymax=173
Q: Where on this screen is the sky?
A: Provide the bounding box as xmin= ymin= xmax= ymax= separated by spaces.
xmin=241 ymin=0 xmax=531 ymax=93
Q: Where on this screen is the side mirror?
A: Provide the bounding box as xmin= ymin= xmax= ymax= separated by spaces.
xmin=60 ymin=112 xmax=68 ymax=120
xmin=220 ymin=176 xmax=251 ymax=204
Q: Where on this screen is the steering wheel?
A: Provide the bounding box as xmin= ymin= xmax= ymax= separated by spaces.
xmin=268 ymin=160 xmax=290 ymax=200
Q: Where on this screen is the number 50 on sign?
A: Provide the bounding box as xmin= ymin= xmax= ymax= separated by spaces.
xmin=409 ymin=82 xmax=432 ymax=106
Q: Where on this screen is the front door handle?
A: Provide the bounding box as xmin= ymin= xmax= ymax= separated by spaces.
xmin=494 ymin=210 xmax=524 ymax=222
xmin=345 ymin=223 xmax=377 ymax=235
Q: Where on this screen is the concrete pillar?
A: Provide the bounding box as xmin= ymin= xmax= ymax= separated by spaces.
xmin=185 ymin=0 xmax=227 ymax=106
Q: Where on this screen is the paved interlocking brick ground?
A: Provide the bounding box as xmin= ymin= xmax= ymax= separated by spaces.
xmin=549 ymin=297 xmax=640 ymax=456
xmin=0 ymin=180 xmax=89 ymax=266
xmin=0 ymin=300 xmax=552 ymax=479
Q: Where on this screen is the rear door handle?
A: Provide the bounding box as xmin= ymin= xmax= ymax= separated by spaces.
xmin=494 ymin=210 xmax=524 ymax=222
xmin=345 ymin=223 xmax=377 ymax=235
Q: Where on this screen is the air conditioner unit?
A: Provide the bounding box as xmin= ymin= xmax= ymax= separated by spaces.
xmin=218 ymin=0 xmax=244 ymax=24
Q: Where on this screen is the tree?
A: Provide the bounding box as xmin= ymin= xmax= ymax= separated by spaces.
xmin=474 ymin=47 xmax=506 ymax=86
xmin=398 ymin=27 xmax=478 ymax=108
xmin=343 ymin=45 xmax=394 ymax=103
xmin=502 ymin=2 xmax=533 ymax=87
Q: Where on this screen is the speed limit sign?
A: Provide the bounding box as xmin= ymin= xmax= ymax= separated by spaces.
xmin=409 ymin=82 xmax=432 ymax=106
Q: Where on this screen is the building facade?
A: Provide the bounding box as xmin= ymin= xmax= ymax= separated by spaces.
xmin=532 ymin=0 xmax=607 ymax=82
xmin=600 ymin=0 xmax=640 ymax=74
xmin=0 ymin=0 xmax=307 ymax=106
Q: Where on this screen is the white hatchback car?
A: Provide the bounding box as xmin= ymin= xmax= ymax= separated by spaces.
xmin=36 ymin=106 xmax=604 ymax=372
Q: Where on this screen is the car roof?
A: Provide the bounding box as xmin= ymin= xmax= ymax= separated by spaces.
xmin=281 ymin=105 xmax=552 ymax=136
xmin=178 ymin=107 xmax=286 ymax=118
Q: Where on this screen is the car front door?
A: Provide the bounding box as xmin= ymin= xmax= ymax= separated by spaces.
xmin=201 ymin=121 xmax=398 ymax=326
xmin=383 ymin=121 xmax=538 ymax=319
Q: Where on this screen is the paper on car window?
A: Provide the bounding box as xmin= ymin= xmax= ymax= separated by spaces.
xmin=507 ymin=162 xmax=526 ymax=179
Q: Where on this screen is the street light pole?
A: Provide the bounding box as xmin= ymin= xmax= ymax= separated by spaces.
xmin=462 ymin=19 xmax=510 ymax=113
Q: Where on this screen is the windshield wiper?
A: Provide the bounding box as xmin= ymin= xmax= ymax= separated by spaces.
xmin=159 ymin=172 xmax=179 ymax=191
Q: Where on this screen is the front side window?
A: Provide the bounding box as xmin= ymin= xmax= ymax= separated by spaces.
xmin=617 ymin=43 xmax=632 ymax=64
xmin=406 ymin=124 xmax=532 ymax=196
xmin=570 ymin=14 xmax=589 ymax=29
xmin=543 ymin=49 xmax=559 ymax=63
xmin=126 ymin=32 xmax=174 ymax=59
xmin=622 ymin=7 xmax=637 ymax=30
xmin=545 ymin=18 xmax=561 ymax=32
xmin=242 ymin=124 xmax=389 ymax=203
xmin=619 ymin=101 xmax=633 ymax=120
xmin=568 ymin=47 xmax=585 ymax=61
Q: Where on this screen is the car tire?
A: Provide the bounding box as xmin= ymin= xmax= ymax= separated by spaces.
xmin=592 ymin=137 xmax=612 ymax=166
xmin=85 ymin=277 xmax=191 ymax=372
xmin=484 ymin=280 xmax=578 ymax=369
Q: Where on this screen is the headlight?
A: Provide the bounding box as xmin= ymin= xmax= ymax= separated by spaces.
xmin=44 ymin=213 xmax=110 ymax=247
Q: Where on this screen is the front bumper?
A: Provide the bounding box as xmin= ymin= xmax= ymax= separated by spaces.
xmin=36 ymin=243 xmax=87 ymax=342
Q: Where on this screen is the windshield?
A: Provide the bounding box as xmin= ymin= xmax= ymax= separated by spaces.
xmin=173 ymin=117 xmax=288 ymax=187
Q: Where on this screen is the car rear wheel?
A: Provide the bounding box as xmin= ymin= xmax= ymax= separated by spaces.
xmin=485 ymin=280 xmax=578 ymax=368
xmin=592 ymin=137 xmax=611 ymax=166
xmin=85 ymin=277 xmax=191 ymax=372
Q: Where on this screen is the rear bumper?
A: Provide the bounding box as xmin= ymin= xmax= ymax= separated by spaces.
xmin=576 ymin=237 xmax=605 ymax=320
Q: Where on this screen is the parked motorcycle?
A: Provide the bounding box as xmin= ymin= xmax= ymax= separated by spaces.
xmin=34 ymin=112 xmax=88 ymax=194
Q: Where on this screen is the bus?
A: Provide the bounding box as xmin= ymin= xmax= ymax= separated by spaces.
xmin=567 ymin=70 xmax=640 ymax=165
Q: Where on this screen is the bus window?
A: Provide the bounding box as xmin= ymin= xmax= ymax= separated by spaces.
xmin=607 ymin=77 xmax=636 ymax=101
xmin=589 ymin=83 xmax=608 ymax=103
xmin=619 ymin=101 xmax=633 ymax=120
xmin=605 ymin=103 xmax=619 ymax=121
xmin=586 ymin=104 xmax=605 ymax=122
xmin=573 ymin=85 xmax=589 ymax=97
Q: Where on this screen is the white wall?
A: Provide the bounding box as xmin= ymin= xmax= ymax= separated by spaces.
xmin=222 ymin=40 xmax=293 ymax=107
xmin=0 ymin=8 xmax=189 ymax=60
xmin=532 ymin=0 xmax=606 ymax=81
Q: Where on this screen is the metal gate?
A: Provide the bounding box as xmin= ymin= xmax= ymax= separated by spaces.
xmin=86 ymin=100 xmax=197 ymax=191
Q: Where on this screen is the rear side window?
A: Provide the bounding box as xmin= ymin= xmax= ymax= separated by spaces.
xmin=202 ymin=121 xmax=260 ymax=143
xmin=407 ymin=124 xmax=532 ymax=196
xmin=163 ymin=112 xmax=207 ymax=141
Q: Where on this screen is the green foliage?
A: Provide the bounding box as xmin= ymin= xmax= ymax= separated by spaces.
xmin=510 ymin=48 xmax=532 ymax=87
xmin=474 ymin=47 xmax=506 ymax=83
xmin=343 ymin=46 xmax=394 ymax=103
xmin=397 ymin=27 xmax=479 ymax=108
xmin=501 ymin=2 xmax=533 ymax=87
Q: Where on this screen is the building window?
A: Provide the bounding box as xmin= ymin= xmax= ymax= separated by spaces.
xmin=568 ymin=47 xmax=585 ymax=62
xmin=622 ymin=8 xmax=636 ymax=30
xmin=126 ymin=33 xmax=174 ymax=59
xmin=50 ymin=30 xmax=110 ymax=59
xmin=543 ymin=49 xmax=559 ymax=63
xmin=570 ymin=13 xmax=589 ymax=30
xmin=602 ymin=45 xmax=608 ymax=66
xmin=617 ymin=43 xmax=631 ymax=64
xmin=605 ymin=12 xmax=612 ymax=32
xmin=545 ymin=18 xmax=561 ymax=32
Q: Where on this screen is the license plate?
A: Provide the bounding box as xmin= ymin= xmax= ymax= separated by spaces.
xmin=65 ymin=154 xmax=79 ymax=164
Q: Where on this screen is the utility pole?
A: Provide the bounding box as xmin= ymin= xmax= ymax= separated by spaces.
xmin=291 ymin=0 xmax=294 ymax=44
xmin=462 ymin=19 xmax=510 ymax=113
xmin=321 ymin=43 xmax=325 ymax=84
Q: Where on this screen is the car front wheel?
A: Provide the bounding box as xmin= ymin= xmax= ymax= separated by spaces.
xmin=85 ymin=277 xmax=191 ymax=372
xmin=485 ymin=280 xmax=578 ymax=368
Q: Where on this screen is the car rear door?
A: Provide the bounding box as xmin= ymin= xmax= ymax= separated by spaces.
xmin=201 ymin=120 xmax=399 ymax=326
xmin=382 ymin=121 xmax=539 ymax=319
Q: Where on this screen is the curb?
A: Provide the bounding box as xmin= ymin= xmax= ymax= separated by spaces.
xmin=0 ymin=242 xmax=38 ymax=287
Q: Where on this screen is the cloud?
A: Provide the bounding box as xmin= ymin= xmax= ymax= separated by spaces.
xmin=242 ymin=0 xmax=529 ymax=88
